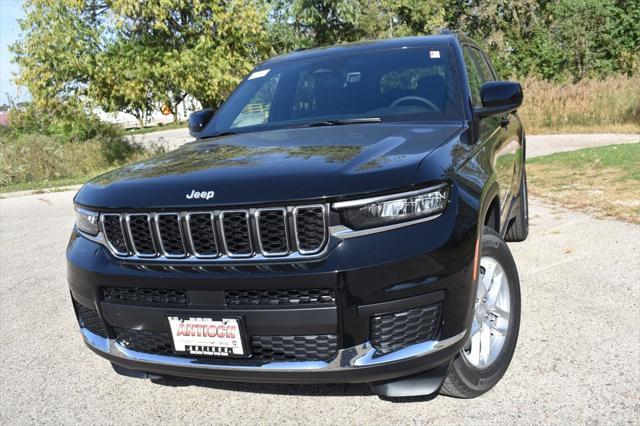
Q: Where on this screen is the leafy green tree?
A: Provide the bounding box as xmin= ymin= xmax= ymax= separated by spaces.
xmin=10 ymin=0 xmax=104 ymax=110
xmin=110 ymin=0 xmax=273 ymax=109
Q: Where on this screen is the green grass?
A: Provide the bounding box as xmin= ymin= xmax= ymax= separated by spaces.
xmin=528 ymin=143 xmax=640 ymax=180
xmin=0 ymin=172 xmax=106 ymax=194
xmin=527 ymin=143 xmax=640 ymax=223
xmin=124 ymin=120 xmax=187 ymax=135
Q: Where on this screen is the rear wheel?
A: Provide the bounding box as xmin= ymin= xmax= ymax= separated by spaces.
xmin=440 ymin=227 xmax=521 ymax=398
xmin=505 ymin=169 xmax=529 ymax=242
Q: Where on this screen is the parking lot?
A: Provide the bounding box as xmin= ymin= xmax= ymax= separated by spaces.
xmin=1 ymin=191 xmax=638 ymax=424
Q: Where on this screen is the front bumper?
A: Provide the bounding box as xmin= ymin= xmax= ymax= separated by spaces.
xmin=80 ymin=326 xmax=466 ymax=383
xmin=67 ymin=188 xmax=478 ymax=384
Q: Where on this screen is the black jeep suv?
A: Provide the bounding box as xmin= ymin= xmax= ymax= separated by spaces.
xmin=68 ymin=33 xmax=528 ymax=399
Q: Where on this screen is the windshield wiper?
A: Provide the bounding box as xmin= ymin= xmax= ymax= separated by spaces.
xmin=203 ymin=130 xmax=238 ymax=139
xmin=306 ymin=117 xmax=382 ymax=127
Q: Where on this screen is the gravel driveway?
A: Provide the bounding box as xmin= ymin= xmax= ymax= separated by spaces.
xmin=1 ymin=191 xmax=638 ymax=424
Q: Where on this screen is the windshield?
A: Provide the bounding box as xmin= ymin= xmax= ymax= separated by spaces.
xmin=203 ymin=46 xmax=464 ymax=136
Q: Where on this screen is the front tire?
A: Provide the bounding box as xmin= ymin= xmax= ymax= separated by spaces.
xmin=440 ymin=227 xmax=521 ymax=398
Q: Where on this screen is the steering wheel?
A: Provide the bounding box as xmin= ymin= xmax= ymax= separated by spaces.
xmin=390 ymin=96 xmax=439 ymax=111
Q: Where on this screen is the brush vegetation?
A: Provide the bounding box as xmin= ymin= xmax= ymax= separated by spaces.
xmin=520 ymin=75 xmax=640 ymax=134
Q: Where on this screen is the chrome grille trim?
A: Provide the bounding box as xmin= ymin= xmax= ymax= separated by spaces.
xmin=184 ymin=212 xmax=219 ymax=258
xmin=254 ymin=208 xmax=290 ymax=257
xmin=99 ymin=214 xmax=129 ymax=256
xmin=154 ymin=213 xmax=187 ymax=258
xmin=219 ymin=210 xmax=253 ymax=258
xmin=124 ymin=214 xmax=158 ymax=258
xmin=293 ymin=205 xmax=328 ymax=255
xmin=94 ymin=204 xmax=330 ymax=262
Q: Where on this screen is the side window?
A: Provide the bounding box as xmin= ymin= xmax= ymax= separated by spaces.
xmin=231 ymin=74 xmax=280 ymax=128
xmin=462 ymin=46 xmax=482 ymax=107
xmin=470 ymin=48 xmax=495 ymax=83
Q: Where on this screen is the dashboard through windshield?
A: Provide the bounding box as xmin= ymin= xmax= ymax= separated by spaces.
xmin=203 ymin=46 xmax=465 ymax=137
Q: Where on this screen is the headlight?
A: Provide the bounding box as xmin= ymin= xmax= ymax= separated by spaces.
xmin=75 ymin=207 xmax=99 ymax=235
xmin=333 ymin=184 xmax=449 ymax=230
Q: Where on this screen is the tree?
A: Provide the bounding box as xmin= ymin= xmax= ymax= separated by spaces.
xmin=10 ymin=0 xmax=105 ymax=110
xmin=110 ymin=0 xmax=273 ymax=109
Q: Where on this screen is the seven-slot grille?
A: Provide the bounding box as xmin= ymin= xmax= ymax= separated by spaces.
xmin=97 ymin=205 xmax=327 ymax=261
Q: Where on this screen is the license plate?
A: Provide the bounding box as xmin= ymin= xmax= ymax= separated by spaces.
xmin=167 ymin=316 xmax=246 ymax=357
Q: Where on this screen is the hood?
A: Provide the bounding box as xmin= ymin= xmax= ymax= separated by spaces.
xmin=75 ymin=123 xmax=462 ymax=209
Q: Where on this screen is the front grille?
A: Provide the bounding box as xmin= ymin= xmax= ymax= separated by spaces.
xmin=127 ymin=214 xmax=156 ymax=256
xmin=294 ymin=206 xmax=326 ymax=254
xmin=76 ymin=303 xmax=107 ymax=337
xmin=225 ymin=289 xmax=335 ymax=306
xmin=113 ymin=328 xmax=338 ymax=361
xmin=114 ymin=328 xmax=173 ymax=355
xmin=103 ymin=287 xmax=189 ymax=305
xmin=156 ymin=214 xmax=186 ymax=257
xmin=220 ymin=211 xmax=252 ymax=256
xmin=186 ymin=213 xmax=218 ymax=257
xmin=98 ymin=205 xmax=327 ymax=261
xmin=256 ymin=209 xmax=288 ymax=255
xmin=251 ymin=335 xmax=338 ymax=360
xmin=371 ymin=304 xmax=441 ymax=354
xmin=101 ymin=214 xmax=128 ymax=255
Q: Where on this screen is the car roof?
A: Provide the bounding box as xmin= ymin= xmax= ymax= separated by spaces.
xmin=262 ymin=34 xmax=471 ymax=67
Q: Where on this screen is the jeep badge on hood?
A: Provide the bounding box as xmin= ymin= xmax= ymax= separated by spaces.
xmin=186 ymin=190 xmax=215 ymax=200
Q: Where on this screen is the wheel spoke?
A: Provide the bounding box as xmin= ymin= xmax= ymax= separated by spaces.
xmin=488 ymin=305 xmax=510 ymax=322
xmin=491 ymin=319 xmax=508 ymax=336
xmin=485 ymin=272 xmax=504 ymax=305
xmin=480 ymin=325 xmax=491 ymax=364
xmin=482 ymin=259 xmax=497 ymax=291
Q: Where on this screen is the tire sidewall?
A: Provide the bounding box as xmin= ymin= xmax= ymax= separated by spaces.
xmin=452 ymin=227 xmax=521 ymax=393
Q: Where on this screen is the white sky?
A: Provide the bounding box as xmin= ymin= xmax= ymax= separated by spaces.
xmin=0 ymin=0 xmax=27 ymax=105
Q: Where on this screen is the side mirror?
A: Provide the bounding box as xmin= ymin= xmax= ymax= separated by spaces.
xmin=188 ymin=108 xmax=215 ymax=138
xmin=475 ymin=81 xmax=523 ymax=118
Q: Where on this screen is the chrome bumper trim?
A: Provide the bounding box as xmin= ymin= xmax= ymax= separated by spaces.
xmin=81 ymin=328 xmax=466 ymax=372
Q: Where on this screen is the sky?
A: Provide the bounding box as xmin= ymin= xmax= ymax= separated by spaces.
xmin=0 ymin=0 xmax=26 ymax=105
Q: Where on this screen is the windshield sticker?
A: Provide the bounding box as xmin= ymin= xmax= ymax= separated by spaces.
xmin=248 ymin=69 xmax=270 ymax=80
xmin=429 ymin=51 xmax=441 ymax=59
xmin=346 ymin=72 xmax=361 ymax=84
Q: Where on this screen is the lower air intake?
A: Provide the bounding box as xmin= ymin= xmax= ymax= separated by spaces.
xmin=371 ymin=304 xmax=441 ymax=354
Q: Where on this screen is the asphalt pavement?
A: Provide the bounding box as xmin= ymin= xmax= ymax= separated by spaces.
xmin=1 ymin=191 xmax=638 ymax=424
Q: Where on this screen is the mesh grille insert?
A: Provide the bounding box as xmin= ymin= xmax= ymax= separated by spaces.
xmin=127 ymin=214 xmax=156 ymax=255
xmin=111 ymin=328 xmax=338 ymax=361
xmin=295 ymin=206 xmax=326 ymax=253
xmin=102 ymin=214 xmax=128 ymax=254
xmin=103 ymin=287 xmax=189 ymax=305
xmin=226 ymin=288 xmax=335 ymax=306
xmin=187 ymin=213 xmax=218 ymax=257
xmin=251 ymin=335 xmax=338 ymax=360
xmin=156 ymin=214 xmax=186 ymax=256
xmin=371 ymin=304 xmax=441 ymax=354
xmin=76 ymin=303 xmax=107 ymax=338
xmin=114 ymin=328 xmax=173 ymax=355
xmin=257 ymin=209 xmax=288 ymax=255
xmin=220 ymin=211 xmax=252 ymax=256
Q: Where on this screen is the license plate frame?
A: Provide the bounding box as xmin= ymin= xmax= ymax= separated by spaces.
xmin=167 ymin=315 xmax=248 ymax=358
